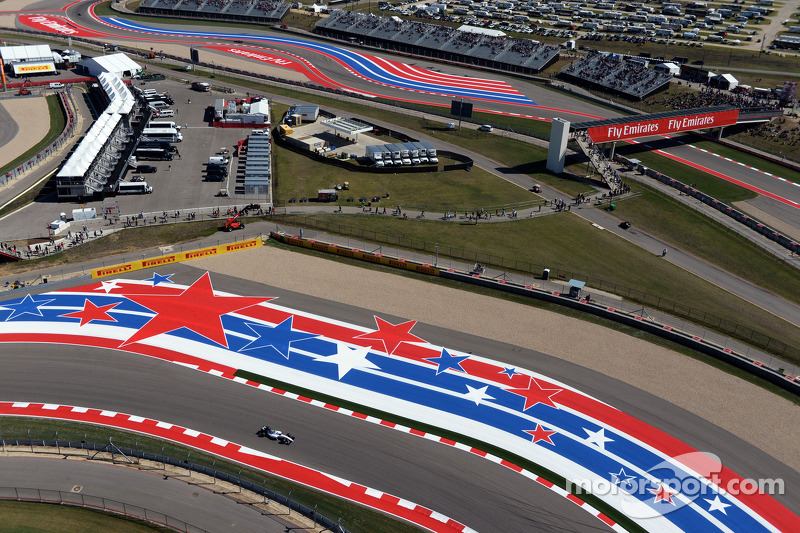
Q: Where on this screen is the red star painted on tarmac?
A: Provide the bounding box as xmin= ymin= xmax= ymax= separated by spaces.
xmin=60 ymin=299 xmax=120 ymax=326
xmin=507 ymin=377 xmax=562 ymax=410
xmin=524 ymin=424 xmax=557 ymax=445
xmin=121 ymin=273 xmax=271 ymax=348
xmin=649 ymin=483 xmax=678 ymax=505
xmin=353 ymin=316 xmax=426 ymax=355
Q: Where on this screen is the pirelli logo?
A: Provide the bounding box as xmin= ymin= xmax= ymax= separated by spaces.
xmin=142 ymin=255 xmax=177 ymax=268
xmin=225 ymin=240 xmax=258 ymax=252
xmin=185 ymin=249 xmax=218 ymax=259
xmin=95 ymin=264 xmax=133 ymax=277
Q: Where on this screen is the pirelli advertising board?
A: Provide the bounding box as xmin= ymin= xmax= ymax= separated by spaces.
xmin=12 ymin=62 xmax=56 ymax=74
xmin=91 ymin=238 xmax=262 ymax=278
xmin=587 ymin=109 xmax=739 ymax=143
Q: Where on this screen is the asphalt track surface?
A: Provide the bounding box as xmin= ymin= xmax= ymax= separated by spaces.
xmin=0 ymin=458 xmax=294 ymax=532
xmin=0 ymin=3 xmax=798 ymax=530
xmin=0 ymin=104 xmax=20 ymax=151
xmin=49 ymin=1 xmax=800 ymax=225
xmin=2 ymin=263 xmax=799 ymax=532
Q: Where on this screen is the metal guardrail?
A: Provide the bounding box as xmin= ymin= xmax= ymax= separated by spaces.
xmin=0 ymin=438 xmax=349 ymax=533
xmin=0 ymin=486 xmax=208 ymax=533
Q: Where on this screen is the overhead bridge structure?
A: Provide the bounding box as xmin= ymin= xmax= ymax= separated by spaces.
xmin=546 ymin=106 xmax=784 ymax=191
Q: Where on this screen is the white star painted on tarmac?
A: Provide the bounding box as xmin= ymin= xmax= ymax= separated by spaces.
xmin=610 ymin=467 xmax=636 ymax=488
xmin=94 ymin=280 xmax=122 ymax=293
xmin=463 ymin=385 xmax=494 ymax=406
xmin=584 ymin=427 xmax=613 ymax=450
xmin=704 ymin=496 xmax=731 ymax=515
xmin=317 ymin=343 xmax=380 ymax=379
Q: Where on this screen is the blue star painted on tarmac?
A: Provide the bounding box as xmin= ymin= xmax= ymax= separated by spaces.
xmin=1 ymin=294 xmax=56 ymax=320
xmin=500 ymin=366 xmax=519 ymax=379
xmin=425 ymin=348 xmax=469 ymax=375
xmin=144 ymin=273 xmax=174 ymax=286
xmin=240 ymin=316 xmax=318 ymax=358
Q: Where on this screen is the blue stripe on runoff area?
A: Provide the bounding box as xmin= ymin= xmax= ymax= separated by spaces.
xmin=100 ymin=17 xmax=536 ymax=106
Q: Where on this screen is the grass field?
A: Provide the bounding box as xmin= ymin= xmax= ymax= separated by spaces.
xmin=0 ymin=501 xmax=165 ymax=532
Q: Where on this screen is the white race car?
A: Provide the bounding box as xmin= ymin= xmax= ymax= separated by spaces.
xmin=257 ymin=425 xmax=295 ymax=445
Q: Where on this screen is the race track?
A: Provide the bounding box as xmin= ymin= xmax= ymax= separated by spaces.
xmin=1 ymin=260 xmax=798 ymax=532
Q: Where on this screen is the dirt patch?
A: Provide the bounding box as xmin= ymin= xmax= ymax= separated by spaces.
xmin=0 ymin=97 xmax=51 ymax=171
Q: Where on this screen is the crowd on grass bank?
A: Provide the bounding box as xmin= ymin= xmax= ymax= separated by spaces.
xmin=651 ymin=87 xmax=782 ymax=111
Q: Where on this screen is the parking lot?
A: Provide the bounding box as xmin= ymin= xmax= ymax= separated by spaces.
xmin=102 ymin=79 xmax=264 ymax=215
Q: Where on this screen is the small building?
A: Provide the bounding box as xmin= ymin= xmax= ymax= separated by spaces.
xmin=286 ymin=104 xmax=319 ymax=125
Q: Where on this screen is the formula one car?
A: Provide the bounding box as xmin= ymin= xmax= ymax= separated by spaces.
xmin=257 ymin=425 xmax=295 ymax=445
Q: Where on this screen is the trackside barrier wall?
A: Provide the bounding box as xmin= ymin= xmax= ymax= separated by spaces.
xmin=0 ymin=439 xmax=348 ymax=533
xmin=90 ymin=238 xmax=262 ymax=278
xmin=271 ymin=232 xmax=800 ymax=395
xmin=273 ymin=233 xmax=441 ymax=275
xmin=615 ymin=155 xmax=800 ymax=255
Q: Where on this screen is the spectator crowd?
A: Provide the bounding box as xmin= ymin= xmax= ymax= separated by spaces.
xmin=317 ymin=10 xmax=560 ymax=73
xmin=139 ymin=0 xmax=288 ymax=19
xmin=561 ymin=51 xmax=672 ymax=100
xmin=651 ymin=87 xmax=783 ymax=111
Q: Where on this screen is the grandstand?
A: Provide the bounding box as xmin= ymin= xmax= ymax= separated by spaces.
xmin=315 ymin=10 xmax=560 ymax=75
xmin=138 ymin=0 xmax=289 ymax=23
xmin=560 ymin=51 xmax=672 ymax=100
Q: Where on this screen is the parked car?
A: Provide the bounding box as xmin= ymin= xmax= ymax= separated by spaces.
xmin=478 ymin=124 xmax=494 ymax=132
xmin=137 ymin=165 xmax=157 ymax=173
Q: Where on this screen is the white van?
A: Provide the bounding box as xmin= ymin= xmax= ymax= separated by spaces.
xmin=208 ymin=156 xmax=229 ymax=165
xmin=155 ymin=109 xmax=175 ymax=118
xmin=148 ymin=121 xmax=180 ymax=130
xmin=49 ymin=82 xmax=65 ymax=89
xmin=148 ymin=101 xmax=170 ymax=110
xmin=142 ymin=89 xmax=158 ymax=97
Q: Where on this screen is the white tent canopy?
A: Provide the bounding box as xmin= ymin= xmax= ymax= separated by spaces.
xmin=0 ymin=44 xmax=51 ymax=64
xmin=77 ymin=53 xmax=142 ymax=78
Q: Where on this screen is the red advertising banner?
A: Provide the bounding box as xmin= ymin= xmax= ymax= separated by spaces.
xmin=587 ymin=109 xmax=739 ymax=143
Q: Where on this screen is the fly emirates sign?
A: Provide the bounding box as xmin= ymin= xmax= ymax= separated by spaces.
xmin=587 ymin=109 xmax=739 ymax=143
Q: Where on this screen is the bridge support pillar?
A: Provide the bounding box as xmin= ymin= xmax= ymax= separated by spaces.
xmin=547 ymin=118 xmax=570 ymax=174
xmin=717 ymin=126 xmax=725 ymax=139
xmin=608 ymin=141 xmax=617 ymax=160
